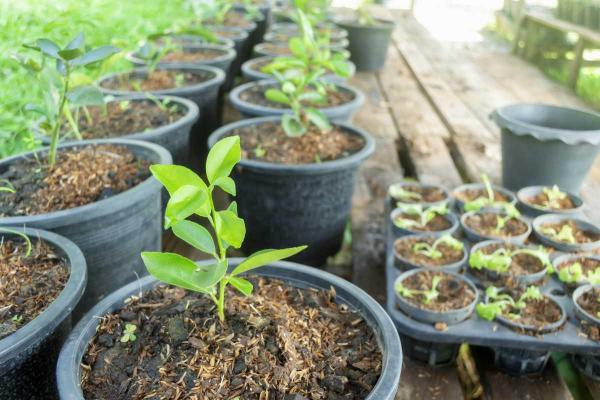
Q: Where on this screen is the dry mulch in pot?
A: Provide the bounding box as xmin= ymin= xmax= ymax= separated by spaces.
xmin=0 ymin=238 xmax=68 ymax=339
xmin=454 ymin=188 xmax=509 ymax=203
xmin=526 ymin=192 xmax=576 ymax=210
xmin=239 ymin=83 xmax=356 ymax=109
xmin=82 ymin=277 xmax=382 ymax=400
xmin=393 ymin=213 xmax=451 ymax=232
xmin=541 ymin=220 xmax=600 ymax=244
xmin=63 ymin=100 xmax=184 ymax=140
xmin=464 ymin=212 xmax=528 ymax=238
xmin=394 ymin=236 xmax=463 ymax=267
xmin=101 ymin=69 xmax=214 ymax=92
xmin=390 ymin=184 xmax=446 ymax=204
xmin=577 ymin=288 xmax=600 ymax=340
xmin=397 ymin=270 xmax=475 ymax=312
xmin=0 ymin=145 xmax=150 ymax=217
xmin=161 ymin=48 xmax=228 ymax=62
xmin=234 ymin=121 xmax=364 ymax=164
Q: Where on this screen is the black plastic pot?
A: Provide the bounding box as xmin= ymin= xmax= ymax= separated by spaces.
xmin=263 ymin=31 xmax=349 ymax=49
xmin=490 ymin=104 xmax=600 ymax=192
xmin=155 ymin=34 xmax=235 ymax=49
xmin=270 ymin=22 xmax=348 ymax=40
xmin=241 ymin=55 xmax=356 ymax=84
xmin=229 ymin=79 xmax=364 ymax=123
xmin=98 ymin=65 xmax=225 ymax=171
xmin=517 ymin=185 xmax=584 ymax=218
xmin=232 ymin=5 xmax=269 ymax=45
xmin=491 ymin=292 xmax=566 ymax=334
xmin=572 ymin=284 xmax=600 ymax=380
xmin=208 ymin=116 xmax=374 ymax=266
xmin=0 ymin=139 xmax=171 ymax=317
xmin=0 ymin=227 xmax=86 ymax=399
xmin=39 ymin=94 xmax=198 ymax=165
xmin=493 ymin=347 xmax=552 ymax=376
xmin=533 ymin=214 xmax=600 ymax=252
xmin=56 ymin=259 xmax=402 ymax=399
xmin=451 ymin=182 xmax=517 ymax=213
xmin=393 ymin=235 xmax=467 ymax=273
xmin=460 ymin=210 xmax=532 ymax=245
xmin=394 ymin=269 xmax=478 ymax=325
xmin=390 ymin=208 xmax=459 ymax=238
xmin=206 ymin=24 xmax=251 ymax=76
xmin=335 ymin=18 xmax=395 ymax=72
xmin=399 ymin=334 xmax=459 ymax=366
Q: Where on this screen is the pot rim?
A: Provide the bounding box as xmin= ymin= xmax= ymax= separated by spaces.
xmin=335 ymin=17 xmax=396 ymax=30
xmin=460 ymin=210 xmax=532 ymax=243
xmin=127 ymin=43 xmax=237 ymax=66
xmin=155 ymin=34 xmax=236 ymax=49
xmin=57 ymin=258 xmax=402 ymax=399
xmin=204 ymin=24 xmax=250 ymax=40
xmin=390 ymin=208 xmax=460 ymax=236
xmin=553 ymin=253 xmax=600 ymax=286
xmin=0 ymin=139 xmax=171 ymax=226
xmin=573 ymin=284 xmax=600 ymax=326
xmin=468 ymin=239 xmax=549 ymax=278
xmin=516 ymin=185 xmax=584 ymax=214
xmin=207 ymin=116 xmax=375 ymax=174
xmin=0 ymin=227 xmax=86 ymax=364
xmin=493 ymin=291 xmax=567 ymax=334
xmin=533 ymin=213 xmax=600 ymax=252
xmin=393 ymin=234 xmax=468 ymax=270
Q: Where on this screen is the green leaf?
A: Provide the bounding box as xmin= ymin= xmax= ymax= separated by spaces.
xmin=149 ymin=164 xmax=207 ymax=195
xmin=194 ymin=259 xmax=228 ymax=288
xmin=65 ymin=32 xmax=85 ymax=50
xmin=58 ymin=48 xmax=83 ymax=60
xmin=304 ymin=108 xmax=331 ymax=131
xmin=282 ymin=114 xmax=306 ymax=137
xmin=229 ymin=276 xmax=253 ymax=296
xmin=141 ymin=252 xmax=212 ymax=293
xmin=298 ymin=91 xmax=326 ymax=104
xmin=282 ymin=81 xmax=296 ymax=94
xmin=66 ymin=85 xmax=105 ymax=106
xmin=206 ymin=136 xmax=241 ymax=184
xmin=34 ymin=39 xmax=60 ymax=58
xmin=288 ymin=37 xmax=305 ymax=57
xmin=227 ymin=201 xmax=238 ymax=215
xmin=215 ymin=210 xmax=245 ymax=248
xmin=171 ymin=220 xmax=216 ymax=256
xmin=476 ymin=303 xmax=502 ymax=321
xmin=213 ymin=176 xmax=236 ymax=195
xmin=264 ymin=88 xmax=290 ymax=105
xmin=230 ymin=246 xmax=306 ymax=277
xmin=165 ymin=185 xmax=207 ymax=228
xmin=71 ymin=45 xmax=120 ymax=66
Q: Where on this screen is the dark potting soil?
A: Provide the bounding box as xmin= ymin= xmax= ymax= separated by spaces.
xmin=454 ymin=188 xmax=510 ymax=204
xmin=101 ymin=69 xmax=214 ymax=92
xmin=81 ymin=277 xmax=382 ymax=400
xmin=398 ymin=270 xmax=475 ymax=312
xmin=257 ymin=43 xmax=292 ymax=56
xmin=576 ymin=288 xmax=600 ymax=341
xmin=526 ymin=191 xmax=576 ymax=210
xmin=477 ymin=243 xmax=546 ymax=276
xmin=500 ymin=290 xmax=562 ymax=332
xmin=0 ymin=239 xmax=68 ymax=340
xmin=394 ymin=236 xmax=463 ymax=267
xmin=161 ymin=48 xmax=227 ymax=62
xmin=558 ymin=257 xmax=600 ymax=277
xmin=62 ymin=101 xmax=185 ymax=140
xmin=239 ymin=83 xmax=356 ymax=109
xmin=464 ymin=212 xmax=528 ymax=238
xmin=393 ymin=213 xmax=451 ymax=232
xmin=541 ymin=220 xmax=600 ymax=244
xmin=0 ymin=145 xmax=150 ymax=216
xmin=234 ymin=121 xmax=364 ymax=164
xmin=390 ymin=184 xmax=446 ymax=204
xmin=207 ymin=13 xmax=255 ymax=30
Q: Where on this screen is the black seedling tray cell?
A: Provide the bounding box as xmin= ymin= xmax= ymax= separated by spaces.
xmin=385 ymin=197 xmax=600 ymax=355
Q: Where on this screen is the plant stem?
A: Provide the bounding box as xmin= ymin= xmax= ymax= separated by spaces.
xmin=48 ymin=66 xmax=70 ymax=166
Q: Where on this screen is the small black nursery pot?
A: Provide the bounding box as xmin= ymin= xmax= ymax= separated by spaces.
xmin=517 ymin=185 xmax=584 ymax=218
xmin=393 ymin=234 xmax=467 ymax=273
xmin=390 ymin=208 xmax=459 ymax=238
xmin=460 ymin=210 xmax=532 ymax=245
xmin=533 ymin=214 xmax=600 ymax=252
xmin=335 ymin=18 xmax=395 ymax=72
xmin=452 ymin=182 xmax=517 ymax=213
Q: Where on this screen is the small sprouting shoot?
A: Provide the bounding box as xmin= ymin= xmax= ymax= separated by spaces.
xmin=476 ymin=286 xmax=542 ymax=321
xmin=395 ymin=275 xmax=442 ymax=305
xmin=393 ymin=204 xmax=450 ymax=230
xmin=469 ymin=245 xmax=551 ymax=274
xmin=120 ymin=323 xmax=137 ymax=343
xmin=412 ymin=234 xmax=464 ymax=260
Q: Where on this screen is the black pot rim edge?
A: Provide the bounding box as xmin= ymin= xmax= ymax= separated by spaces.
xmin=127 ymin=43 xmax=237 ymax=66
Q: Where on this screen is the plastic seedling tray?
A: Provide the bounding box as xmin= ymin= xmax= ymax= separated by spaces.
xmin=385 ymin=197 xmax=600 ymax=356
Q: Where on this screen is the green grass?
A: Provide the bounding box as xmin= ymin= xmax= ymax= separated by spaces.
xmin=0 ymin=0 xmax=199 ymax=158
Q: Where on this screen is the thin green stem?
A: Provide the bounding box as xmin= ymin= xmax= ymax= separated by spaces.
xmin=49 ymin=66 xmax=70 ymax=166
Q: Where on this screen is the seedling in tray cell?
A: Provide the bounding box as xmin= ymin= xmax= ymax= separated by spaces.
xmin=395 ymin=275 xmax=441 ymax=305
xmin=389 ymin=183 xmax=422 ymax=203
xmin=413 ymin=234 xmax=464 ymax=260
xmin=393 ymin=204 xmax=450 ymax=231
xmin=476 ymin=285 xmax=542 ymax=321
xmin=541 ymin=224 xmax=577 ymax=244
xmin=492 ymin=204 xmax=521 ymax=234
xmin=463 ymin=174 xmax=512 ymax=212
xmin=469 ymin=246 xmax=552 ymax=275
xmin=541 ymin=185 xmax=569 ymax=210
xmin=558 ymin=261 xmax=600 ymax=286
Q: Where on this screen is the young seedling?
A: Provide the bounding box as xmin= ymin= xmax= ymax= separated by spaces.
xmin=492 ymin=204 xmax=522 ymax=234
xmin=393 ymin=204 xmax=450 ymax=230
xmin=558 ymin=262 xmax=600 ymax=285
xmin=395 ymin=275 xmax=442 ymax=305
xmin=388 ymin=183 xmax=422 ymax=203
xmin=136 ymin=41 xmax=180 ymax=74
xmin=120 ymin=323 xmax=137 ymax=343
xmin=541 ymin=185 xmax=568 ymax=209
xmin=357 ymin=0 xmax=375 ymax=25
xmin=541 ymin=224 xmax=576 ymax=244
xmin=469 ymin=246 xmax=551 ymax=274
xmin=412 ymin=234 xmax=464 ymax=260
xmin=141 ymin=136 xmax=306 ymax=322
xmin=11 ymin=315 xmax=23 ymax=325
xmin=0 ymin=228 xmax=33 ymax=258
xmin=476 ymin=286 xmax=542 ymax=321
xmin=0 ymin=179 xmax=15 ymax=193
xmin=463 ymin=174 xmax=511 ymax=213
xmin=21 ymin=32 xmax=120 ymax=166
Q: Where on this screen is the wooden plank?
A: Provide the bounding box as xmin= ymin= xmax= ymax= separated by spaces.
xmin=525 ymin=11 xmax=600 ymax=45
xmin=395 ymin=358 xmax=464 ymax=400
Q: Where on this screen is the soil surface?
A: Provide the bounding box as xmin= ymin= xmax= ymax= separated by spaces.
xmin=398 ymin=270 xmax=475 ymax=312
xmin=390 ymin=184 xmax=446 ymax=204
xmin=464 ymin=212 xmax=528 ymax=238
xmin=394 ymin=236 xmax=464 ymax=267
xmin=0 ymin=238 xmax=68 ymax=339
xmin=101 ymin=69 xmax=214 ymax=92
xmin=0 ymin=145 xmax=150 ymax=216
xmin=393 ymin=213 xmax=452 ymax=232
xmin=577 ymin=288 xmax=600 ymax=340
xmin=239 ymin=82 xmax=355 ymax=109
xmin=234 ymin=121 xmax=364 ymax=164
xmin=62 ymin=100 xmax=184 ymax=140
xmin=257 ymin=43 xmax=292 ymax=56
xmin=247 ymin=57 xmax=271 ymax=73
xmin=267 ymin=32 xmax=347 ymax=47
xmin=559 ymin=257 xmax=600 ymax=278
xmin=499 ymin=290 xmax=563 ymax=332
xmin=161 ymin=48 xmax=227 ymax=62
xmin=81 ymin=278 xmax=382 ymax=400
xmin=477 ymin=242 xmax=546 ymax=276
xmin=207 ymin=13 xmax=255 ymax=30
xmin=540 ymin=220 xmax=600 ymax=244
xmin=454 ymin=188 xmax=510 ymax=204
xmin=526 ymin=191 xmax=576 ymax=210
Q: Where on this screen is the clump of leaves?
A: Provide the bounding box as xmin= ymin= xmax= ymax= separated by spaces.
xmin=21 ymin=32 xmax=120 ymax=166
xmin=412 ymin=234 xmax=464 ymax=260
xmin=388 ymin=183 xmax=422 ymax=203
xmin=393 ymin=204 xmax=450 ymax=230
xmin=491 ymin=205 xmax=522 ymax=234
xmin=463 ymin=174 xmax=512 ymax=213
xmin=141 ymin=136 xmax=306 ymax=322
xmin=357 ymin=0 xmax=375 ymax=25
xmin=541 ymin=185 xmax=568 ymax=209
xmin=120 ymin=323 xmax=137 ymax=343
xmin=136 ymin=40 xmax=181 ymax=74
xmin=541 ymin=224 xmax=576 ymax=244
xmin=476 ymin=286 xmax=542 ymax=321
xmin=469 ymin=245 xmax=551 ymax=274
xmin=395 ymin=275 xmax=442 ymax=305
xmin=557 ymin=261 xmax=600 ymax=285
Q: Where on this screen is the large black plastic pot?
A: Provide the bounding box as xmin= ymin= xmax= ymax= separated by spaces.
xmin=206 ymin=24 xmax=251 ymax=76
xmin=335 ymin=18 xmax=395 ymax=72
xmin=39 ymin=94 xmax=198 ymax=165
xmin=208 ymin=116 xmax=374 ymax=266
xmin=56 ymin=259 xmax=402 ymax=399
xmin=491 ymin=104 xmax=600 ymax=192
xmin=0 ymin=227 xmax=86 ymax=400
xmin=98 ymin=65 xmax=225 ymax=171
xmin=229 ymin=79 xmax=365 ymax=123
xmin=232 ymin=5 xmax=269 ymax=45
xmin=0 ymin=139 xmax=171 ymax=317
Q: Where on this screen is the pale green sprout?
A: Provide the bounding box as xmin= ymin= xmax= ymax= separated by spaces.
xmin=558 ymin=261 xmax=600 ymax=285
xmin=395 ymin=275 xmax=442 ymax=305
xmin=541 ymin=224 xmax=577 ymax=244
xmin=389 ymin=183 xmax=422 ymax=203
xmin=464 ymin=174 xmax=513 ymax=213
xmin=469 ymin=246 xmax=551 ymax=274
xmin=412 ymin=234 xmax=464 ymax=260
xmin=393 ymin=204 xmax=449 ymax=230
xmin=120 ymin=323 xmax=137 ymax=343
xmin=541 ymin=185 xmax=568 ymax=209
xmin=476 ymin=285 xmax=542 ymax=321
